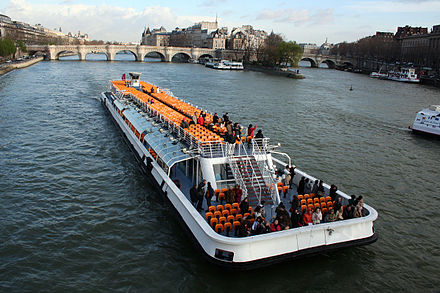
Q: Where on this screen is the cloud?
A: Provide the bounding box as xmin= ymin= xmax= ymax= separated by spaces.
xmin=347 ymin=0 xmax=440 ymax=13
xmin=2 ymin=0 xmax=212 ymax=42
xmin=256 ymin=8 xmax=333 ymax=26
xmin=199 ymin=0 xmax=227 ymax=7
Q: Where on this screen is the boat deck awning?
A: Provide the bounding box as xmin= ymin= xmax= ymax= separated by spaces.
xmin=144 ymin=131 xmax=191 ymax=167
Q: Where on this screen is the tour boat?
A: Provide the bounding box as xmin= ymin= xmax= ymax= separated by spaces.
xmin=100 ymin=72 xmax=378 ymax=269
xmin=387 ymin=68 xmax=420 ymax=83
xmin=213 ymin=60 xmax=244 ymax=70
xmin=409 ymin=105 xmax=440 ymax=136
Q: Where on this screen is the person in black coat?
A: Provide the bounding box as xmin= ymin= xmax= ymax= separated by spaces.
xmin=297 ymin=176 xmax=305 ymax=195
xmin=239 ymin=197 xmax=249 ymax=215
xmin=291 ymin=209 xmax=303 ymax=228
xmin=190 ymin=184 xmax=198 ymax=207
xmin=196 ymin=180 xmax=206 ymax=211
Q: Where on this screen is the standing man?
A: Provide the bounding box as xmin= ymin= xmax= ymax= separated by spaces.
xmin=196 ymin=180 xmax=206 ymax=211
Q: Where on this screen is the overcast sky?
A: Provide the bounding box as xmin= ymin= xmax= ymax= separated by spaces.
xmin=1 ymin=0 xmax=439 ymax=44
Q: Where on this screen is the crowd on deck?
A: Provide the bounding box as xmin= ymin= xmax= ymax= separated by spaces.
xmin=180 ymin=111 xmax=264 ymax=144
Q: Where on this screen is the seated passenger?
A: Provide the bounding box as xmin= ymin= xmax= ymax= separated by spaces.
xmin=290 ymin=208 xmax=303 ymax=228
xmin=290 ymin=195 xmax=299 ymax=213
xmin=353 ymin=205 xmax=363 ymax=218
xmin=343 ymin=205 xmax=354 ymax=219
xmin=270 ymin=219 xmax=282 ymax=232
xmin=254 ymin=205 xmax=263 ymax=218
xmin=336 ymin=206 xmax=344 ymax=220
xmin=180 ymin=118 xmax=189 ymax=129
xmin=312 ymin=207 xmax=322 ymax=225
xmin=251 ymin=217 xmax=264 ymax=235
xmin=303 ymin=208 xmax=313 ymax=225
xmin=348 ymin=195 xmax=356 ymax=206
xmin=239 ymin=197 xmax=249 ymax=215
xmin=329 ymin=184 xmax=338 ymax=201
xmin=325 ymin=209 xmax=337 ymax=222
xmin=334 ymin=197 xmax=343 ymax=212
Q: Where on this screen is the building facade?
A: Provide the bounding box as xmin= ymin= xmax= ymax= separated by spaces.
xmin=401 ymin=25 xmax=440 ymax=69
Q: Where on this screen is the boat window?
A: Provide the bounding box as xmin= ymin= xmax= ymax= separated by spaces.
xmin=213 ymin=163 xmax=236 ymax=189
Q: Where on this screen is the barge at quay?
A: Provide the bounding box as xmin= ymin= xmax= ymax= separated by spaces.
xmin=101 ymin=72 xmax=378 ymax=268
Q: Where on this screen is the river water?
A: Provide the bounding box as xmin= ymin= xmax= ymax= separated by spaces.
xmin=1 ymin=55 xmax=439 ymax=292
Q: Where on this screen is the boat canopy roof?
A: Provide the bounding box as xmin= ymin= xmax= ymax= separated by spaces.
xmin=129 ymin=72 xmax=141 ymax=80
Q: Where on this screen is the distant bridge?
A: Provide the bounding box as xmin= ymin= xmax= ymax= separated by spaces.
xmin=300 ymin=52 xmax=356 ymax=69
xmin=27 ymin=44 xmax=217 ymax=62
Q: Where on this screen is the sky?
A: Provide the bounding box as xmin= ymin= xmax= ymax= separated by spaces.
xmin=1 ymin=0 xmax=440 ymax=45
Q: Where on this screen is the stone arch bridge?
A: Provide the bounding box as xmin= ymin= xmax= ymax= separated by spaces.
xmin=300 ymin=52 xmax=356 ymax=69
xmin=27 ymin=44 xmax=217 ymax=62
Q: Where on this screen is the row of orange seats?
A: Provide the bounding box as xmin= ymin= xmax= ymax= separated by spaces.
xmin=112 ymin=81 xmax=221 ymax=143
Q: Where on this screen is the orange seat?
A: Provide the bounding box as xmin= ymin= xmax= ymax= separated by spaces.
xmin=244 ymin=212 xmax=250 ymax=218
xmin=215 ymin=223 xmax=224 ymax=233
xmin=224 ymin=222 xmax=232 ymax=235
xmin=283 ymin=186 xmax=289 ymax=192
xmin=224 ymin=204 xmax=232 ymax=211
xmin=219 ymin=216 xmax=226 ymax=225
xmin=321 ymin=202 xmax=327 ymax=209
xmin=300 ymin=199 xmax=307 ymax=205
xmin=214 ymin=211 xmax=221 ymax=219
xmin=277 ymin=182 xmax=283 ymax=187
xmin=314 ymin=203 xmax=320 ymax=209
xmin=227 ymin=215 xmax=235 ymax=224
xmin=301 ymin=205 xmax=307 ymax=212
xmin=214 ymin=189 xmax=220 ymax=196
xmin=320 ymin=197 xmax=326 ymax=203
xmin=298 ymin=195 xmax=304 ymax=200
xmin=310 ymin=193 xmax=316 ymax=198
xmin=248 ymin=206 xmax=253 ymax=213
xmin=326 ymin=196 xmax=332 ymax=202
xmin=216 ymin=205 xmax=224 ymax=212
xmin=205 ymin=212 xmax=213 ymax=221
xmin=232 ymin=203 xmax=239 ymax=210
xmin=322 ymin=208 xmax=328 ymax=214
xmin=222 ymin=210 xmax=230 ymax=217
xmin=328 ymin=206 xmax=333 ymax=211
xmin=210 ymin=217 xmax=218 ymax=228
xmin=314 ymin=198 xmax=319 ymax=204
xmin=221 ymin=188 xmax=228 ymax=193
xmin=235 ymin=214 xmax=243 ymax=221
xmin=327 ymin=202 xmax=333 ymax=208
xmin=277 ymin=186 xmax=283 ymax=192
xmin=308 ymin=204 xmax=314 ymax=210
xmin=230 ymin=208 xmax=238 ymax=216
xmin=304 ymin=194 xmax=310 ymax=199
xmin=218 ymin=193 xmax=225 ymax=202
xmin=208 ymin=206 xmax=216 ymax=213
xmin=307 ymin=198 xmax=313 ymax=204
xmin=233 ymin=221 xmax=241 ymax=230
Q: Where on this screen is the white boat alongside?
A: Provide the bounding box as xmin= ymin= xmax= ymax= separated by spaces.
xmin=213 ymin=60 xmax=244 ymax=70
xmin=388 ymin=68 xmax=420 ymax=83
xmin=101 ymin=73 xmax=378 ymax=268
xmin=410 ymin=105 xmax=440 ymax=136
xmin=369 ymin=72 xmax=387 ymax=79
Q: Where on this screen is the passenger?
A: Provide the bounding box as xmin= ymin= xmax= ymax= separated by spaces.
xmin=290 ymin=208 xmax=303 ymax=228
xmin=264 ymin=221 xmax=271 ymax=233
xmin=289 ymin=165 xmax=296 ymax=188
xmin=257 ymin=200 xmax=266 ymax=218
xmin=233 ymin=123 xmax=241 ymax=137
xmin=333 ymin=197 xmax=343 ymax=212
xmin=312 ymin=207 xmax=322 ymax=225
xmin=223 ymin=112 xmax=230 ymax=122
xmin=254 ymin=205 xmax=263 ymax=218
xmin=304 ymin=178 xmax=311 ymax=194
xmin=311 ymin=179 xmax=319 ymax=195
xmin=348 ymin=195 xmax=356 ymax=206
xmin=180 ymin=118 xmax=189 ymax=129
xmin=197 ymin=115 xmax=204 ymax=126
xmin=239 ymin=197 xmax=249 ymax=215
xmin=234 ymin=184 xmax=243 ymax=203
xmin=276 ymin=206 xmax=291 ymax=229
xmin=192 ymin=113 xmax=198 ymax=125
xmin=239 ymin=219 xmax=250 ymax=237
xmin=225 ymin=186 xmax=235 ymax=204
xmin=151 ymin=87 xmax=154 ymax=93
xmin=205 ymin=182 xmax=214 ymax=207
xmin=201 ymin=111 xmax=206 ymax=119
xmin=353 ymin=205 xmax=363 ymax=218
xmin=297 ymin=176 xmax=305 ymax=195
xmin=317 ymin=180 xmax=325 ymax=196
xmin=290 ymin=194 xmax=299 ymax=213
xmin=329 ymin=184 xmax=338 ymax=201
xmin=226 ymin=121 xmax=233 ymax=136
xmin=343 ymin=205 xmax=354 ymax=219
xmin=251 ymin=217 xmax=264 ymax=235
xmin=196 ymin=180 xmax=206 ymax=211
xmin=270 ymin=219 xmax=282 ymax=232
xmin=355 ymin=195 xmax=363 ymax=207
xmin=190 ymin=184 xmax=198 ymax=207
xmin=213 ymin=113 xmax=219 ymax=124
xmin=247 ymin=124 xmax=257 ymax=137
xmin=255 ymin=129 xmax=264 ymax=139
xmin=283 ymin=165 xmax=291 ymax=188
xmin=336 ymin=206 xmax=344 ymax=220
xmin=275 ymin=202 xmax=286 ymax=215
xmin=325 ymin=209 xmax=337 ymax=222
xmin=303 ymin=208 xmax=313 ymax=225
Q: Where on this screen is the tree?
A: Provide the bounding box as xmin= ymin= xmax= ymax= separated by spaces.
xmin=259 ymin=32 xmax=283 ymax=66
xmin=276 ymin=41 xmax=303 ymax=67
xmin=0 ymin=38 xmax=17 ymax=57
xmin=16 ymin=40 xmax=27 ymax=53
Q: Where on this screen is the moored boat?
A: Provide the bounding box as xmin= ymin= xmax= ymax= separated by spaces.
xmin=410 ymin=105 xmax=440 ymax=136
xmin=100 ymin=72 xmax=378 ymax=268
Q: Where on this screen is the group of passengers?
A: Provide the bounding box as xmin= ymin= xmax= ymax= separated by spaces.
xmin=189 ymin=180 xmax=243 ymax=212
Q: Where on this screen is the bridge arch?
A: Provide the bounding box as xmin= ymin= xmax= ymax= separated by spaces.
xmin=85 ymin=50 xmax=109 ymax=61
xmin=56 ymin=50 xmax=80 ymax=60
xmin=198 ymin=53 xmax=214 ymax=61
xmin=341 ymin=61 xmax=354 ymax=69
xmin=320 ymin=59 xmax=336 ymax=69
xmin=300 ymin=57 xmax=318 ymax=68
xmin=144 ymin=51 xmax=166 ymax=62
xmin=171 ymin=52 xmax=191 ymax=63
xmin=114 ymin=50 xmax=137 ymax=61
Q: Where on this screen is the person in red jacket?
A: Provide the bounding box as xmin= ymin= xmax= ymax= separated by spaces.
xmin=247 ymin=124 xmax=257 ymax=137
xmin=303 ymin=208 xmax=313 ymax=225
xmin=270 ymin=219 xmax=282 ymax=232
xmin=197 ymin=115 xmax=204 ymax=126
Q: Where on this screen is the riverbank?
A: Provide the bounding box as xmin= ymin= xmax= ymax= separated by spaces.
xmin=0 ymin=56 xmax=44 ymax=76
xmin=244 ymin=64 xmax=305 ymax=79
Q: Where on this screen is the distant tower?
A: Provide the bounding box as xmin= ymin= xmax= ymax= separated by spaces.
xmin=215 ymin=13 xmax=218 ymax=25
